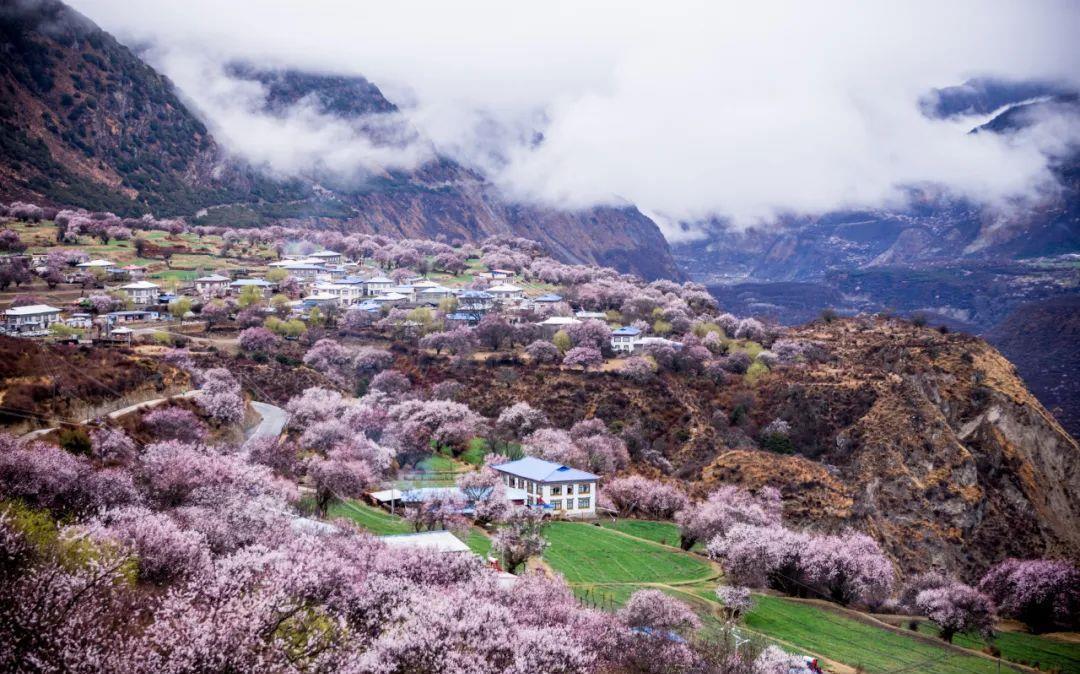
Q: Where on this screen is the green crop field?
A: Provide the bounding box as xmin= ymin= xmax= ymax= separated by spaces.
xmin=594 ymin=518 xmax=705 ymax=551
xmin=916 ymin=622 xmax=1080 ymax=673
xmin=542 ymin=521 xmax=714 ymax=584
xmin=597 ymin=518 xmax=681 ymax=546
xmin=729 ymin=594 xmax=1026 ymax=674
xmin=327 ymin=499 xmax=413 ymax=535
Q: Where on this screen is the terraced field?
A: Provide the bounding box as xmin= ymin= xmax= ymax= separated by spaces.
xmin=542 ymin=521 xmax=715 ymax=584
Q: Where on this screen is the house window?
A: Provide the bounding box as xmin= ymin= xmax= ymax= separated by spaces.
xmin=565 ymin=484 xmax=574 ymax=495
xmin=550 ymin=486 xmax=562 ymax=496
xmin=578 ymin=498 xmax=591 ymax=509
xmin=551 ymin=499 xmax=562 ymax=510
xmin=578 ymin=483 xmax=591 ymax=494
xmin=527 ymin=496 xmax=534 ymax=506
xmin=564 ymin=500 xmax=574 ymax=510
xmin=527 ymin=481 xmax=534 ymax=494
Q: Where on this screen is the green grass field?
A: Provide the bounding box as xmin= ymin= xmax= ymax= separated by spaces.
xmin=916 ymin=622 xmax=1080 ymax=673
xmin=327 ymin=499 xmax=413 ymax=534
xmin=542 ymin=521 xmax=714 ymax=584
xmin=328 ymin=498 xmax=492 ymax=555
xmin=729 ymin=594 xmax=1026 ymax=674
xmin=594 ymin=518 xmax=711 ymax=550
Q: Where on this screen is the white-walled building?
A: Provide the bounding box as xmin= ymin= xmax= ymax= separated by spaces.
xmin=120 ymin=280 xmax=160 ymax=306
xmin=311 ymin=281 xmax=364 ymax=305
xmin=194 ymin=274 xmax=231 ymax=299
xmin=492 ymin=457 xmax=600 ymax=518
xmin=611 ymin=326 xmax=642 ymax=353
xmin=4 ymin=304 xmax=61 ymax=335
xmin=364 ymin=276 xmax=394 ymax=296
xmin=487 ymin=283 xmax=524 ymax=302
xmin=76 ymin=259 xmax=114 ymax=270
xmin=309 ymin=251 xmax=343 ymax=264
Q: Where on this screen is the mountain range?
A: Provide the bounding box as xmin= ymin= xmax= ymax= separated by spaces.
xmin=0 ymin=0 xmax=679 ymax=279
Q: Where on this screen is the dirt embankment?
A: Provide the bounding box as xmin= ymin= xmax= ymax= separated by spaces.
xmin=0 ymin=335 xmax=188 ymax=432
xmin=399 ymin=319 xmax=1079 ymax=579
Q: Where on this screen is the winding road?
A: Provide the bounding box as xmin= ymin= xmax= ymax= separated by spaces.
xmin=246 ymin=401 xmax=289 ymax=441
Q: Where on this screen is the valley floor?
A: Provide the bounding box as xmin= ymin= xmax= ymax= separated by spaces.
xmin=324 ymin=501 xmax=1080 ymax=674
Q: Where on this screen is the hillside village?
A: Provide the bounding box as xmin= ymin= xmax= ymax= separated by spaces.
xmin=1 ymin=201 xmax=1078 ymax=674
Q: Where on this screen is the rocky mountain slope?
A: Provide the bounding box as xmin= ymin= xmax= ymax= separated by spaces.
xmin=393 ymin=318 xmax=1079 ymax=579
xmin=0 ymin=0 xmax=678 ymax=279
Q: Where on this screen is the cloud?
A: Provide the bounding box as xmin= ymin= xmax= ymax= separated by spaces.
xmin=71 ymin=0 xmax=1080 ymax=236
xmin=148 ymin=50 xmax=431 ymax=180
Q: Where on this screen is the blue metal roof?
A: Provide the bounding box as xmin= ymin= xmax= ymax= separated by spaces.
xmin=612 ymin=326 xmax=642 ymax=336
xmin=534 ymin=293 xmax=563 ymax=302
xmin=493 ymin=456 xmax=599 ymax=482
xmin=459 ymin=290 xmax=493 ymax=299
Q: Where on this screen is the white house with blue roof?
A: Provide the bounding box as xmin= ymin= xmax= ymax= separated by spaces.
xmin=492 ymin=457 xmax=600 ymax=518
xmin=611 ymin=325 xmax=642 ymax=353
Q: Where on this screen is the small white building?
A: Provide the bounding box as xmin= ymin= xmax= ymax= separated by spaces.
xmin=309 ymin=251 xmax=343 ymax=264
xmin=4 ymin=304 xmax=61 ymax=335
xmin=611 ymin=326 xmax=642 ymax=353
xmin=633 ymin=336 xmax=684 ymax=353
xmin=536 ymin=315 xmax=581 ymax=337
xmin=364 ymin=276 xmax=394 ymax=296
xmin=379 ymin=531 xmax=472 ymax=554
xmin=370 ymin=291 xmax=409 ymax=307
xmin=310 ymin=281 xmax=364 ymax=305
xmin=487 ymin=283 xmax=524 ymax=302
xmin=492 ymin=457 xmax=600 ymax=518
xmin=416 ymin=285 xmax=455 ymax=304
xmin=281 ymin=263 xmax=323 ymax=280
xmin=194 ymin=274 xmax=231 ymax=299
xmin=121 ymin=280 xmax=161 ymax=306
xmin=458 ymin=290 xmax=494 ymax=314
xmin=76 ymin=259 xmax=114 ymax=270
xmin=230 ymin=278 xmax=275 ymax=297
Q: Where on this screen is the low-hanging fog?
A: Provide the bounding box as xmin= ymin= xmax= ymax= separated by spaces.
xmin=70 ymin=0 xmax=1080 ymax=240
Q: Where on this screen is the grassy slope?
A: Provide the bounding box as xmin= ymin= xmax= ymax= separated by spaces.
xmin=916 ymin=623 xmax=1080 ymax=673
xmin=729 ymin=593 xmax=1025 ymax=674
xmin=327 ymin=498 xmax=491 ymax=555
xmin=542 ymin=521 xmax=714 ymax=585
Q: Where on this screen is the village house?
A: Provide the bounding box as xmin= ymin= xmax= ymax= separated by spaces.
xmin=477 ymin=268 xmax=516 ymax=281
xmin=611 ymin=325 xmax=642 ymax=353
xmin=531 ymin=293 xmax=564 ymax=308
xmin=311 ymin=281 xmax=364 ymax=305
xmin=281 ymin=263 xmax=324 ymax=280
xmin=416 ymin=285 xmax=455 ymax=304
xmin=370 ymin=291 xmax=409 ymax=307
xmin=633 ymin=336 xmax=684 ymax=353
xmin=575 ymin=311 xmax=607 ymax=321
xmin=230 ymin=278 xmax=275 ymax=297
xmin=309 ymin=250 xmax=343 ymax=265
xmin=193 ymin=274 xmax=231 ymax=299
xmin=76 ymin=258 xmax=114 ymax=270
xmin=106 ymin=309 xmax=161 ymax=324
xmin=301 ymin=292 xmax=340 ymax=310
xmin=363 ymin=276 xmax=394 ymax=296
xmin=65 ymin=313 xmax=93 ymax=329
xmin=536 ymin=315 xmax=581 ymax=337
xmin=120 ymin=280 xmax=161 ymax=306
xmin=120 ymin=264 xmax=147 ymax=279
xmin=3 ymin=304 xmax=61 ymax=335
xmin=492 ymin=457 xmax=600 ymax=518
xmin=486 ymin=282 xmax=524 ymax=302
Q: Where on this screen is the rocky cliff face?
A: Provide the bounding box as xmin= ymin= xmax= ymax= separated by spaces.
xmin=0 ymin=1 xmax=680 ymax=279
xmin=400 ymin=318 xmax=1078 ymax=579
xmin=707 ymin=320 xmax=1080 ymax=579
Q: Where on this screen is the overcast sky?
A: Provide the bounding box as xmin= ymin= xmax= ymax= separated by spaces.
xmin=71 ymin=0 xmax=1080 ymax=239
